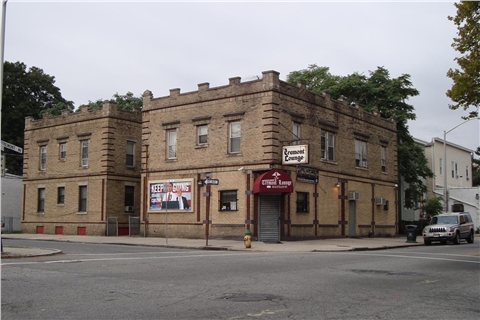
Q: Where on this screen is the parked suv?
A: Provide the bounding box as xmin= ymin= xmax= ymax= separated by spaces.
xmin=423 ymin=212 xmax=475 ymax=245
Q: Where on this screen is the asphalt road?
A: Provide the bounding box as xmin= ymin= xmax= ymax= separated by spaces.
xmin=2 ymin=239 xmax=479 ymax=320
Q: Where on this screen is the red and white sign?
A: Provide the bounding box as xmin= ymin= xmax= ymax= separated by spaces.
xmin=253 ymin=169 xmax=293 ymax=193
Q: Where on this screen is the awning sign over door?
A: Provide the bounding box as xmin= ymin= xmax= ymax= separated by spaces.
xmin=253 ymin=169 xmax=293 ymax=193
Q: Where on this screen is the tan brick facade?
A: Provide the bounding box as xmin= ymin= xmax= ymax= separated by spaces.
xmin=22 ymin=103 xmax=142 ymax=235
xmin=141 ymin=70 xmax=398 ymax=240
xmin=22 ymin=71 xmax=398 ymax=239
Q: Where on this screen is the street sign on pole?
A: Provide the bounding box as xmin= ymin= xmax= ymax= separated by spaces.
xmin=204 ymin=179 xmax=219 ymax=186
xmin=1 ymin=140 xmax=23 ymax=153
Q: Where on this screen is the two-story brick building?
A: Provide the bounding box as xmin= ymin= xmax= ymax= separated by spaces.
xmin=140 ymin=70 xmax=398 ymax=241
xmin=22 ymin=103 xmax=142 ymax=235
xmin=21 ymin=70 xmax=398 ymax=240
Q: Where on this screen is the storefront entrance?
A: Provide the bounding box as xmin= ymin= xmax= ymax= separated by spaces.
xmin=259 ymin=195 xmax=281 ymax=242
xmin=253 ymin=169 xmax=293 ymax=243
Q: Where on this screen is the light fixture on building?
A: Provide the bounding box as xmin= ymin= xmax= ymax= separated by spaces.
xmin=335 ymin=182 xmax=340 ymax=188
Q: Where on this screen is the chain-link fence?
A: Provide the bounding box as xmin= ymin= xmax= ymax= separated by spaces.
xmin=129 ymin=216 xmax=140 ymax=236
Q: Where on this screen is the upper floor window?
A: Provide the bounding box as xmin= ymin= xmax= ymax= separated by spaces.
xmin=126 ymin=141 xmax=135 ymax=167
xmin=229 ymin=121 xmax=241 ymax=154
xmin=37 ymin=188 xmax=45 ymax=212
xmin=296 ymin=192 xmax=309 ymax=213
xmin=292 ymin=122 xmax=301 ymax=145
xmin=39 ymin=146 xmax=47 ymax=170
xmin=321 ymin=131 xmax=335 ymax=161
xmin=466 ymin=165 xmax=470 ymax=181
xmin=59 ymin=143 xmax=66 ymax=160
xmin=78 ymin=185 xmax=87 ymax=212
xmin=197 ymin=125 xmax=208 ymax=145
xmin=451 ymin=161 xmax=457 ymax=178
xmin=57 ymin=186 xmax=65 ymax=205
xmin=220 ymin=190 xmax=237 ymax=211
xmin=439 ymin=158 xmax=443 ymax=175
xmin=80 ymin=140 xmax=89 ymax=167
xmin=381 ymin=146 xmax=387 ymax=172
xmin=167 ymin=129 xmax=177 ymax=159
xmin=355 ymin=140 xmax=367 ymax=168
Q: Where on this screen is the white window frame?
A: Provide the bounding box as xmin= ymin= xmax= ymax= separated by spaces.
xmin=167 ymin=129 xmax=177 ymax=159
xmin=229 ymin=121 xmax=241 ymax=154
xmin=126 ymin=141 xmax=135 ymax=167
xmin=321 ymin=131 xmax=335 ymax=161
xmin=39 ymin=146 xmax=47 ymax=170
xmin=80 ymin=140 xmax=89 ymax=167
xmin=355 ymin=139 xmax=367 ymax=168
xmin=197 ymin=125 xmax=208 ymax=145
xmin=59 ymin=142 xmax=66 ymax=160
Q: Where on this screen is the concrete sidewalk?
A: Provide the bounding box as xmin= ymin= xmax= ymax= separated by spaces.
xmin=1 ymin=233 xmax=423 ymax=258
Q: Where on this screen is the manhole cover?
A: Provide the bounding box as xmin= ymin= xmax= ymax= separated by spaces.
xmin=221 ymin=293 xmax=282 ymax=302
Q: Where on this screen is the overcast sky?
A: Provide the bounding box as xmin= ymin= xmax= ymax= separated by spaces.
xmin=3 ymin=0 xmax=478 ymax=153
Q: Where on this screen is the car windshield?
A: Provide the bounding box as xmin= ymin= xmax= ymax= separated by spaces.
xmin=432 ymin=216 xmax=458 ymax=224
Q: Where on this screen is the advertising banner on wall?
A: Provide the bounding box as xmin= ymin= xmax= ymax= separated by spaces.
xmin=282 ymin=144 xmax=309 ymax=165
xmin=149 ymin=179 xmax=193 ymax=212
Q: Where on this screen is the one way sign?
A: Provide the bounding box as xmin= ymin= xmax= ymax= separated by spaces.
xmin=204 ymin=179 xmax=220 ymax=185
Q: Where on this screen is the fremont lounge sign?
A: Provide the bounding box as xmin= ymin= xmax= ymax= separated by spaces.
xmin=282 ymin=144 xmax=309 ymax=165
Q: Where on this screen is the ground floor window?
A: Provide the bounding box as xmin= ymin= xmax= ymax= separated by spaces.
xmin=79 ymin=186 xmax=87 ymax=212
xmin=220 ymin=190 xmax=237 ymax=211
xmin=296 ymin=192 xmax=309 ymax=213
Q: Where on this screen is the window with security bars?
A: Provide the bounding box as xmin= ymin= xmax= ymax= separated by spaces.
xmin=219 ymin=190 xmax=237 ymax=211
xmin=296 ymin=192 xmax=309 ymax=213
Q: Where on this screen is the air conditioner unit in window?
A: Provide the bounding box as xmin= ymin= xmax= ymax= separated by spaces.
xmin=376 ymin=197 xmax=386 ymax=205
xmin=348 ymin=192 xmax=359 ymax=201
xmin=124 ymin=206 xmax=134 ymax=213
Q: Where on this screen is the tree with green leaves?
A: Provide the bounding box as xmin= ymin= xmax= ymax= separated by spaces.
xmin=422 ymin=197 xmax=444 ymax=221
xmin=287 ymin=64 xmax=434 ymax=209
xmin=1 ymin=61 xmax=74 ymax=175
xmin=446 ymin=1 xmax=480 ymax=118
xmin=84 ymin=92 xmax=142 ymax=111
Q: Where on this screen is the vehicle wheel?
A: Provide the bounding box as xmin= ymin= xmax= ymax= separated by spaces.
xmin=424 ymin=239 xmax=431 ymax=245
xmin=466 ymin=232 xmax=474 ymax=244
xmin=453 ymin=233 xmax=460 ymax=245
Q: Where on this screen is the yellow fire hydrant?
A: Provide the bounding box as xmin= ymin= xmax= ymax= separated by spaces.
xmin=244 ymin=229 xmax=252 ymax=248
